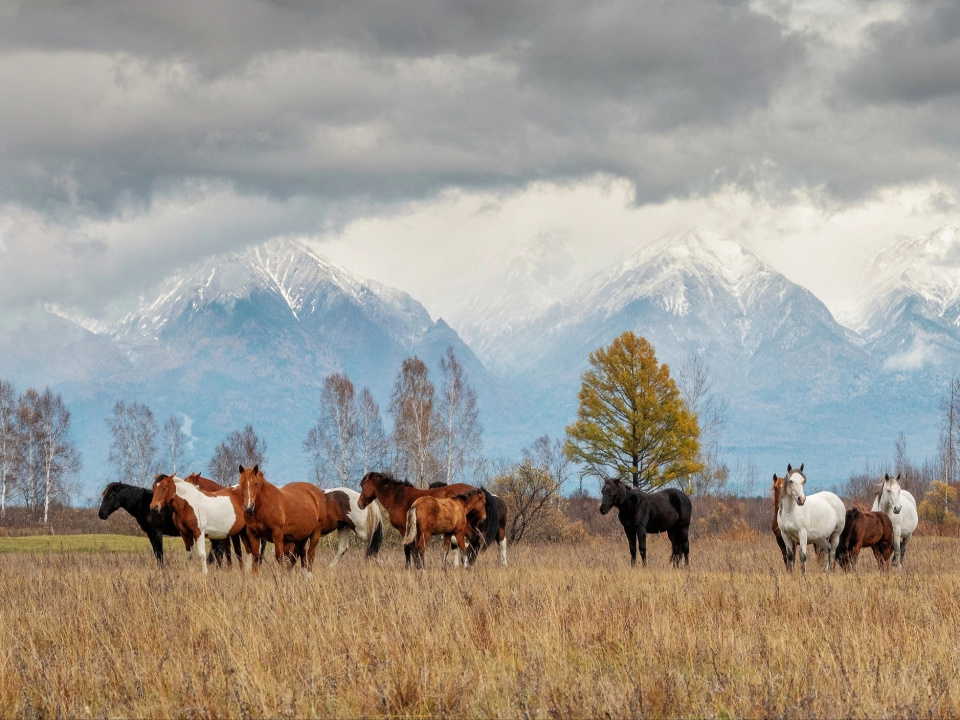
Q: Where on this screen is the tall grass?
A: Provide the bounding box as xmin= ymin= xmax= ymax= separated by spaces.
xmin=1 ymin=534 xmax=958 ymax=719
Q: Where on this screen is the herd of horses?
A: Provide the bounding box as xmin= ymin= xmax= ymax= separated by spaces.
xmin=98 ymin=468 xmax=506 ymax=572
xmin=98 ymin=461 xmax=919 ymax=574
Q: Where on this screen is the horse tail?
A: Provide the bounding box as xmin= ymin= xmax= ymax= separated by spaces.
xmin=365 ymin=502 xmax=383 ymax=558
xmin=402 ymin=507 xmax=418 ymax=547
xmin=477 ymin=486 xmax=501 ymax=550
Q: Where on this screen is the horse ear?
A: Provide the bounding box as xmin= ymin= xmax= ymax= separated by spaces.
xmin=239 ymin=465 xmax=245 ymax=473
xmin=772 ymin=473 xmax=777 ymax=482
xmin=896 ymin=473 xmax=902 ymax=481
xmin=253 ymin=464 xmax=259 ymax=475
xmin=884 ymin=473 xmax=890 ymax=481
xmin=787 ymin=464 xmax=792 ymax=473
xmin=799 ymin=463 xmax=803 ymax=473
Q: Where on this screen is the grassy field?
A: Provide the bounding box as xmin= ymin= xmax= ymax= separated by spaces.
xmin=1 ymin=532 xmax=958 ymax=719
xmin=0 ymin=534 xmax=184 ymax=554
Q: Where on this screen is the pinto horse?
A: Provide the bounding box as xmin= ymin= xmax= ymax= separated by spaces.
xmin=429 ymin=480 xmax=507 ymax=566
xmin=323 ymin=487 xmax=384 ymax=566
xmin=402 ymin=488 xmax=487 ymax=569
xmin=150 ymin=474 xmax=248 ymax=574
xmin=776 ymin=463 xmax=846 ymax=573
xmin=835 ymin=508 xmax=893 ymax=571
xmin=98 ymin=482 xmax=180 ymax=565
xmin=181 ymin=472 xmax=244 ymax=566
xmin=358 ymin=471 xmax=478 ymax=567
xmin=599 ymin=477 xmax=692 ymax=568
xmin=237 ymin=464 xmax=333 ymax=573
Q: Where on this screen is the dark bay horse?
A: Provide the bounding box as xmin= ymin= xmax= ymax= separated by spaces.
xmin=836 ymin=508 xmax=894 ymax=571
xmin=599 ymin=477 xmax=692 ymax=567
xmin=98 ymin=482 xmax=180 ymax=565
xmin=429 ymin=480 xmax=506 ymax=566
xmin=402 ymin=488 xmax=488 ymax=569
xmin=358 ymin=471 xmax=476 ymax=567
xmin=237 ymin=464 xmax=333 ymax=573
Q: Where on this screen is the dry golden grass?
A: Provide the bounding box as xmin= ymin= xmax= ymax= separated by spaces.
xmin=1 ymin=532 xmax=959 ymax=719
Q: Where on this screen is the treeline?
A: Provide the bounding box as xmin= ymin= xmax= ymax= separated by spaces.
xmin=0 ymin=380 xmax=80 ymax=525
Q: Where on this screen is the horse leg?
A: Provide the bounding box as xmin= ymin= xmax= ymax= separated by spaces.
xmin=246 ymin=529 xmax=261 ymax=574
xmin=637 ymin=528 xmax=648 ymax=568
xmin=625 ymin=526 xmax=638 ymax=566
xmin=797 ymin=529 xmax=808 ymax=575
xmin=330 ymin=529 xmax=350 ymax=568
xmin=499 ymin=535 xmax=507 ymax=567
xmin=899 ymin=534 xmax=910 ymax=567
xmin=196 ymin=531 xmax=209 ymax=574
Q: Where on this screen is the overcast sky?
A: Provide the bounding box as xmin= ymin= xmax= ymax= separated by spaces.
xmin=0 ymin=0 xmax=958 ymax=325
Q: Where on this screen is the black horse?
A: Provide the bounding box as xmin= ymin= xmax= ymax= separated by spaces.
xmin=599 ymin=476 xmax=692 ymax=567
xmin=98 ymin=482 xmax=180 ymax=565
xmin=98 ymin=481 xmax=235 ymax=567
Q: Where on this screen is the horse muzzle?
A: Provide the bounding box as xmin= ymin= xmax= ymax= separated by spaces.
xmin=98 ymin=509 xmax=109 ymax=520
xmin=244 ymin=503 xmax=256 ymax=514
xmin=599 ymin=503 xmax=611 ymax=515
xmin=796 ymin=497 xmax=806 ymax=506
xmin=894 ymin=506 xmax=901 ymax=514
xmin=357 ymin=496 xmax=370 ymax=509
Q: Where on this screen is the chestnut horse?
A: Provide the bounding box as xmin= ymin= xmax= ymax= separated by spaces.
xmin=150 ymin=474 xmax=248 ymax=574
xmin=771 ymin=473 xmax=789 ymax=569
xmin=835 ymin=508 xmax=894 ymax=571
xmin=237 ymin=464 xmax=332 ymax=573
xmin=429 ymin=480 xmax=507 ymax=566
xmin=402 ymin=488 xmax=487 ymax=569
xmin=358 ymin=471 xmax=478 ymax=567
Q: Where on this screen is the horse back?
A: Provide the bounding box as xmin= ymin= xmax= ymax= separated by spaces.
xmin=641 ymin=488 xmax=692 ymax=533
xmin=278 ymin=482 xmax=327 ymax=535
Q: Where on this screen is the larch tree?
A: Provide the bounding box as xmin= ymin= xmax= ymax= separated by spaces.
xmin=107 ymin=400 xmax=159 ymax=487
xmin=304 ymin=373 xmax=360 ymax=487
xmin=0 ymin=379 xmax=18 ymax=522
xmin=390 ymin=356 xmax=439 ymax=487
xmin=435 ymin=347 xmax=483 ymax=484
xmin=162 ymin=415 xmax=187 ymax=475
xmin=209 ymin=425 xmax=267 ymax=485
xmin=564 ymin=331 xmax=703 ymax=490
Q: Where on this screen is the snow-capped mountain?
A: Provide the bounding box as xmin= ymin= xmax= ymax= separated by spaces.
xmin=855 ymin=226 xmax=960 ymax=371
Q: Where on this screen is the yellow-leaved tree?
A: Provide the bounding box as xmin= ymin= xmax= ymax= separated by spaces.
xmin=564 ymin=331 xmax=703 ymax=490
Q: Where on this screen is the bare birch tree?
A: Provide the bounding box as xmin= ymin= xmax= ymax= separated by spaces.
xmin=16 ymin=389 xmax=42 ymax=515
xmin=209 ymin=425 xmax=267 ymax=484
xmin=390 ymin=356 xmax=439 ymax=487
xmin=107 ymin=401 xmax=159 ymax=487
xmin=939 ymin=373 xmax=960 ymax=484
xmin=435 ymin=347 xmax=483 ymax=484
xmin=35 ymin=389 xmax=80 ymax=525
xmin=304 ymin=373 xmax=359 ymax=487
xmin=162 ymin=415 xmax=187 ymax=475
xmin=677 ymin=353 xmax=729 ymax=496
xmin=357 ymin=388 xmax=388 ymax=477
xmin=0 ymin=380 xmax=18 ymax=522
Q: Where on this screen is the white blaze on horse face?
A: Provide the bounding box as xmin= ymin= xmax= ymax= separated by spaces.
xmin=786 ymin=472 xmax=806 ymax=506
xmin=886 ymin=478 xmax=903 ymax=513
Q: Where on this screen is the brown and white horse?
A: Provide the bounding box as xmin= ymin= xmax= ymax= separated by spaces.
xmin=323 ymin=487 xmax=383 ymax=566
xmin=149 ymin=474 xmax=248 ymax=574
xmin=181 ymin=472 xmax=244 ymax=566
xmin=237 ymin=464 xmax=333 ymax=573
xmin=357 ymin=471 xmax=477 ymax=567
xmin=402 ymin=488 xmax=487 ymax=569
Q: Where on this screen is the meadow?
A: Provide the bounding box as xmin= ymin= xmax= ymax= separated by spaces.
xmin=1 ymin=533 xmax=958 ymax=719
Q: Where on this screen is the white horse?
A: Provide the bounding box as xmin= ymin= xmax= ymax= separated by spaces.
xmin=323 ymin=487 xmax=384 ymax=567
xmin=871 ymin=473 xmax=918 ymax=568
xmin=777 ymin=463 xmax=846 ymax=573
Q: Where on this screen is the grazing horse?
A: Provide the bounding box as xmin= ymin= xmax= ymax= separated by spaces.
xmin=181 ymin=472 xmax=244 ymax=566
xmin=835 ymin=508 xmax=894 ymax=571
xmin=237 ymin=464 xmax=332 ymax=573
xmin=599 ymin=477 xmax=692 ymax=568
xmin=871 ymin=473 xmax=918 ymax=568
xmin=98 ymin=482 xmax=180 ymax=565
xmin=358 ymin=471 xmax=478 ymax=567
xmin=429 ymin=480 xmax=507 ymax=566
xmin=150 ymin=474 xmax=248 ymax=574
xmin=323 ymin=487 xmax=384 ymax=566
xmin=402 ymin=488 xmax=487 ymax=569
xmin=776 ymin=463 xmax=845 ymax=574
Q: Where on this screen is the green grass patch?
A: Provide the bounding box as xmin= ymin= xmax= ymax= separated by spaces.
xmin=0 ymin=534 xmax=183 ymax=554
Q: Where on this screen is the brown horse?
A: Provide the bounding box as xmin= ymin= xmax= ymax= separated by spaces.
xmin=358 ymin=471 xmax=477 ymax=567
xmin=402 ymin=489 xmax=487 ymax=569
xmin=150 ymin=474 xmax=248 ymax=573
xmin=237 ymin=464 xmax=333 ymax=573
xmin=771 ymin=473 xmax=789 ymax=569
xmin=835 ymin=508 xmax=894 ymax=571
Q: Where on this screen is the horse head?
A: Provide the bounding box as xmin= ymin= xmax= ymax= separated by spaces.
xmin=98 ymin=482 xmax=123 ymax=519
xmin=150 ymin=475 xmax=177 ymax=512
xmin=238 ymin=464 xmax=264 ymax=514
xmin=784 ymin=463 xmax=806 ymax=507
xmin=599 ymin=476 xmax=625 ymax=515
xmin=358 ymin=471 xmax=384 ymax=509
xmin=881 ymin=473 xmax=903 ymax=514
xmin=182 ymin=472 xmax=203 ymax=487
xmin=463 ymin=489 xmax=487 ymax=523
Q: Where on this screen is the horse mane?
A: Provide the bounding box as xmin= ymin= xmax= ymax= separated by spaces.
xmin=103 ymin=481 xmax=148 ymax=503
xmin=452 ymin=488 xmax=482 ymax=502
xmin=372 ymin=472 xmax=415 ymax=489
xmin=475 ymin=486 xmax=501 ymax=549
